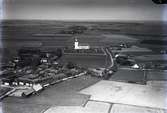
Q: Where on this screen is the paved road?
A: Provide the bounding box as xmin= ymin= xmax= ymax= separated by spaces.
xmin=104 ymin=48 xmax=114 ymax=68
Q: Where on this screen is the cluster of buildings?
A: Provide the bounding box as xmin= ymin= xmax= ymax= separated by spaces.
xmin=0 ymin=46 xmax=88 ymax=98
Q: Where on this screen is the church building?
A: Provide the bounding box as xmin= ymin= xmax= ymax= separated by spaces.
xmin=74 ymin=38 xmax=90 ymax=50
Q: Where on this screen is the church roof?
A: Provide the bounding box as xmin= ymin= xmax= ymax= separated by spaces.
xmin=79 ymin=43 xmax=89 ymax=46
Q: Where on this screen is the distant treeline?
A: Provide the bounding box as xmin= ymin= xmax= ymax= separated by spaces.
xmin=140 ymin=40 xmax=167 ymax=45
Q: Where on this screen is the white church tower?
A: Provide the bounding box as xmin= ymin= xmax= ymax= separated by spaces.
xmin=74 ymin=38 xmax=79 ymax=49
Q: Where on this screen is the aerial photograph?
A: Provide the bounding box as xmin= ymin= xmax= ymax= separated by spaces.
xmin=0 ymin=0 xmax=167 ymax=113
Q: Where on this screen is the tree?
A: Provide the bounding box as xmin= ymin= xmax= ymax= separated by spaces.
xmin=66 ymin=62 xmax=76 ymax=69
xmin=55 ymin=48 xmax=62 ymax=58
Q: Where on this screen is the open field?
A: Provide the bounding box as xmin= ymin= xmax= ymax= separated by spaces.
xmin=59 ymin=54 xmax=107 ymax=68
xmin=1 ymin=75 xmax=100 ymax=113
xmin=1 ymin=20 xmax=167 ymax=62
xmin=1 ymin=20 xmax=167 ymax=113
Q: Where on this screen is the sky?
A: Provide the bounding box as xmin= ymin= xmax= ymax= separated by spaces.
xmin=2 ymin=0 xmax=167 ymax=21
